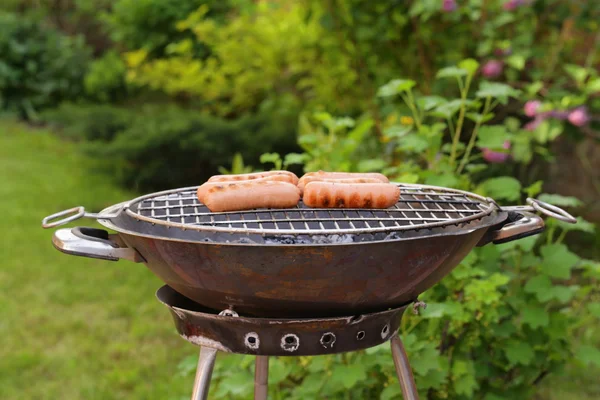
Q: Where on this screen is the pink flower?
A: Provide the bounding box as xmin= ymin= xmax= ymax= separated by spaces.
xmin=482 ymin=141 xmax=511 ymax=163
xmin=442 ymin=0 xmax=457 ymax=12
xmin=567 ymin=107 xmax=589 ymax=127
xmin=481 ymin=60 xmax=504 ymax=78
xmin=524 ymin=100 xmax=541 ymax=117
xmin=503 ymin=0 xmax=518 ymax=10
xmin=503 ymin=0 xmax=526 ymax=10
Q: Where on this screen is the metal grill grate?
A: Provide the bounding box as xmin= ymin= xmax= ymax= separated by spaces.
xmin=125 ymin=184 xmax=495 ymax=236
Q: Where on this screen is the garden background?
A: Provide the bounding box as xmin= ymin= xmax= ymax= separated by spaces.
xmin=1 ymin=0 xmax=599 ymax=399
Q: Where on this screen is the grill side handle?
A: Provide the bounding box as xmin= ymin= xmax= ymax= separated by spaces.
xmin=477 ymin=211 xmax=545 ymax=246
xmin=52 ymin=227 xmax=144 ymax=263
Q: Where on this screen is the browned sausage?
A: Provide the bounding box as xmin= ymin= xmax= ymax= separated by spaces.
xmin=298 ymin=171 xmax=389 ymax=188
xmin=297 ymin=177 xmax=384 ymax=196
xmin=197 ymin=174 xmax=296 ymax=203
xmin=208 ymin=171 xmax=299 ymax=185
xmin=202 ymin=181 xmax=300 ymax=212
xmin=303 ymin=182 xmax=400 ymax=209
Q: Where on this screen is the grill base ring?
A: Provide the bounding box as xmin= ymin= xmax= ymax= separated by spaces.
xmin=157 ymin=285 xmax=411 ymax=356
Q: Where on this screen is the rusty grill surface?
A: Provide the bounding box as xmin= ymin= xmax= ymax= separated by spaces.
xmin=124 ymin=184 xmax=494 ymax=236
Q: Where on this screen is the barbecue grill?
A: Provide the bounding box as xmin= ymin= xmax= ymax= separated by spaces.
xmin=42 ymin=183 xmax=576 ymax=399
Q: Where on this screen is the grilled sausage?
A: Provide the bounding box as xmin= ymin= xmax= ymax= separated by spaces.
xmin=298 ymin=171 xmax=389 ymax=188
xmin=303 ymin=182 xmax=400 ymax=209
xmin=298 ymin=177 xmax=384 ymax=196
xmin=197 ymin=175 xmax=296 ymax=203
xmin=202 ymin=181 xmax=300 ymax=212
xmin=208 ymin=171 xmax=299 ymax=185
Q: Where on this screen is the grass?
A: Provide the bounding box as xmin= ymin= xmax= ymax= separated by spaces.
xmin=0 ymin=119 xmax=598 ymax=399
xmin=0 ymin=120 xmax=194 ymax=399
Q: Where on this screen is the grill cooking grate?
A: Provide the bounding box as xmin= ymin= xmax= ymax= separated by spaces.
xmin=126 ymin=184 xmax=494 ymax=236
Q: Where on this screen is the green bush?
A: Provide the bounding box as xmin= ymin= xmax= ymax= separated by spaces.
xmin=0 ymin=12 xmax=90 ymax=119
xmin=104 ymin=0 xmax=234 ymax=56
xmin=42 ymin=103 xmax=131 ymax=142
xmin=84 ymin=50 xmax=130 ymax=103
xmin=45 ymin=103 xmax=300 ymax=191
xmin=174 ymin=60 xmax=600 ymax=399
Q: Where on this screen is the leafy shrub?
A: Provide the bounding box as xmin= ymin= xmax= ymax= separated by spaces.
xmin=84 ymin=50 xmax=129 ymax=103
xmin=0 ymin=12 xmax=90 ymax=119
xmin=174 ymin=60 xmax=600 ymax=399
xmin=43 ymin=103 xmax=131 ymax=142
xmin=122 ymin=1 xmax=362 ymax=117
xmin=45 ymin=104 xmax=300 ymax=191
xmin=104 ymin=0 xmax=234 ymax=56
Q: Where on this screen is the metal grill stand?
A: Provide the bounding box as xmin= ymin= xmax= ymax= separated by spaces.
xmin=157 ymin=286 xmax=419 ymax=400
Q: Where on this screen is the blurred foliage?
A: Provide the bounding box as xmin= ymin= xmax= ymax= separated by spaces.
xmin=84 ymin=50 xmax=129 ymax=102
xmin=43 ymin=103 xmax=299 ymax=191
xmin=123 ymin=1 xmax=361 ymax=117
xmin=0 ymin=11 xmax=90 ymax=120
xmin=103 ymin=0 xmax=234 ymax=57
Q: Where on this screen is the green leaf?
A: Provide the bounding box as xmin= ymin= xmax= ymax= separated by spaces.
xmin=357 ymin=159 xmax=386 ymax=172
xmin=540 ymin=244 xmax=579 ymax=279
xmin=417 ymin=95 xmax=447 ymax=111
xmin=459 ymin=58 xmax=480 ymax=75
xmin=537 ymin=193 xmax=582 ymax=208
xmin=384 ymin=125 xmax=412 ymax=138
xmin=588 ymin=303 xmax=600 ymax=318
xmin=377 ymin=79 xmax=416 ymax=97
xmin=430 ymin=99 xmax=463 ymax=118
xmin=476 ymin=82 xmax=520 ymax=104
xmin=476 ymin=125 xmax=510 ymax=149
xmin=425 ymin=174 xmax=459 ymax=188
xmin=380 ymin=384 xmax=402 ymax=400
xmin=411 ymin=347 xmax=440 ymax=376
xmin=524 ymin=180 xmax=543 ymax=198
xmin=466 ymin=112 xmax=494 ymax=124
xmin=575 ymin=345 xmax=600 ymax=367
xmin=504 ymin=341 xmax=534 ymax=365
xmin=586 ymin=77 xmax=600 ymax=93
xmin=420 ymin=302 xmax=461 ymax=319
xmin=260 ymin=152 xmax=282 ymax=170
xmin=268 ymin=358 xmax=293 ymax=384
xmin=452 ymin=360 xmax=477 ymax=397
xmin=283 ymin=153 xmax=308 ymax=167
xmin=477 ymin=177 xmax=521 ymax=201
xmin=397 ymin=135 xmax=430 ymax=153
xmin=512 ymin=135 xmax=532 ymax=163
xmin=526 ymin=81 xmax=544 ymax=96
xmin=564 ymin=64 xmax=589 ymax=84
xmin=330 ymin=364 xmax=367 ymax=389
xmin=505 ymin=54 xmax=526 ymax=70
xmin=521 ymin=306 xmax=549 ymax=329
xmin=436 ymin=66 xmax=468 ymax=79
xmin=524 ymin=275 xmax=552 ymax=297
xmin=553 ymin=217 xmax=595 ymax=234
xmin=465 ymin=164 xmax=487 ymax=173
xmin=531 ymin=119 xmax=563 ymax=143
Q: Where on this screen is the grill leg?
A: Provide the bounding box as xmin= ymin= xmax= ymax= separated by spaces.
xmin=390 ymin=335 xmax=419 ymax=400
xmin=254 ymin=356 xmax=269 ymax=400
xmin=191 ymin=347 xmax=218 ymax=400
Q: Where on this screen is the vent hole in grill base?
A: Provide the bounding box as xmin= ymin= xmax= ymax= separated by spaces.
xmin=320 ymin=332 xmax=336 ymax=348
xmin=356 ymin=331 xmax=366 ymax=341
xmin=381 ymin=324 xmax=390 ymax=339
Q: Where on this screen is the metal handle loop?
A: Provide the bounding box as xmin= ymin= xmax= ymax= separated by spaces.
xmin=527 ymin=198 xmax=577 ymax=224
xmin=42 ymin=207 xmax=86 ymax=229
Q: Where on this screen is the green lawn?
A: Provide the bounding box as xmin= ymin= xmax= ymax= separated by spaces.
xmin=0 ymin=120 xmax=194 ymax=399
xmin=0 ymin=120 xmax=597 ymax=399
